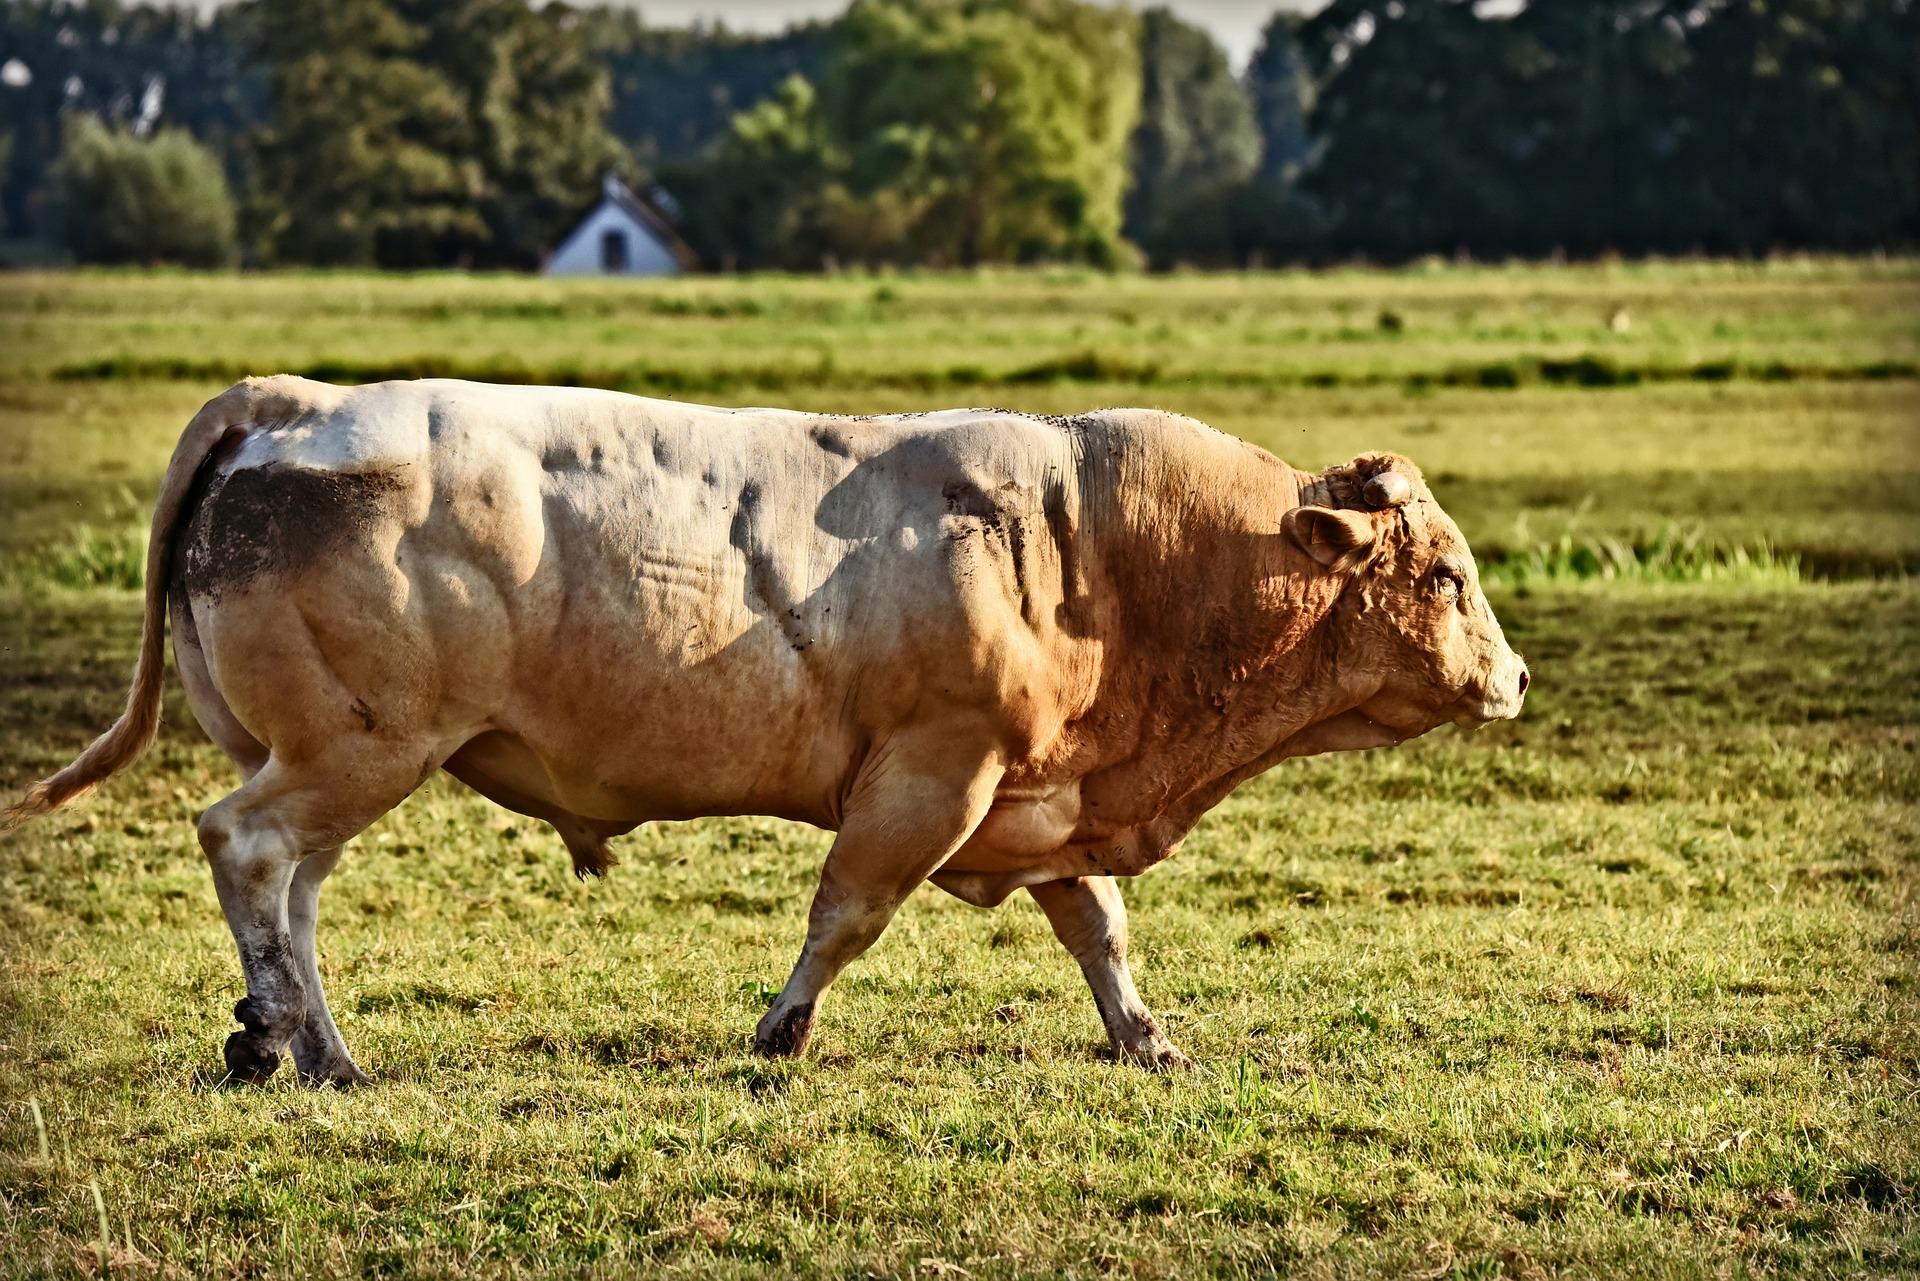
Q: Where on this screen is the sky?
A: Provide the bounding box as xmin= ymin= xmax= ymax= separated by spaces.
xmin=615 ymin=3 xmax=1315 ymax=69
xmin=183 ymin=3 xmax=1319 ymax=73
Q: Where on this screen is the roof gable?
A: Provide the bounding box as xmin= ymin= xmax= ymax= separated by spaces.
xmin=547 ymin=174 xmax=698 ymax=273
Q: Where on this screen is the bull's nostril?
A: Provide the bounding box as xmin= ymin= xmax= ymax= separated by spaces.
xmin=1517 ymin=668 xmax=1530 ymax=698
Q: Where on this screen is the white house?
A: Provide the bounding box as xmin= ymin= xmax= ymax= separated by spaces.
xmin=544 ymin=174 xmax=696 ymax=277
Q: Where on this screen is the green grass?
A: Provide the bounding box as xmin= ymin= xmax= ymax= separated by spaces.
xmin=1 ymin=263 xmax=1916 ymax=1278
xmin=4 ymin=262 xmax=1916 ymax=573
xmin=0 ymin=525 xmax=148 ymax=593
xmin=1479 ymin=526 xmax=1804 ymax=588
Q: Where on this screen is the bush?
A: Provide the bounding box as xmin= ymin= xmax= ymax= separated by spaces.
xmin=53 ymin=117 xmax=237 ymax=267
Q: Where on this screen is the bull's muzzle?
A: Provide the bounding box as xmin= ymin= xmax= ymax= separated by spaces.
xmin=1461 ymin=653 xmax=1530 ymax=725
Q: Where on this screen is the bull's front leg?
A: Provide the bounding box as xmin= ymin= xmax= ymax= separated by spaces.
xmin=1028 ymin=875 xmax=1192 ymax=1070
xmin=754 ymin=729 xmax=1004 ymax=1059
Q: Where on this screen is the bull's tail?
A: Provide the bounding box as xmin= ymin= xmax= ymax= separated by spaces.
xmin=4 ymin=381 xmax=278 ymax=829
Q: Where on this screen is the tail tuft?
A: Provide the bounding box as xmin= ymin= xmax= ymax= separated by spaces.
xmin=4 ymin=696 xmax=162 ymax=830
xmin=2 ymin=783 xmax=56 ymax=831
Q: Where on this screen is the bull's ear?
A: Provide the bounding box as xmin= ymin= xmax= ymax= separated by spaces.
xmin=1284 ymin=506 xmax=1375 ymax=568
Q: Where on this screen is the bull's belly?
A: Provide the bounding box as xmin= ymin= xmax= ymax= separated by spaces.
xmin=454 ymin=688 xmax=856 ymax=828
xmin=446 ymin=730 xmax=838 ymax=827
xmin=452 ymin=714 xmax=1089 ymax=873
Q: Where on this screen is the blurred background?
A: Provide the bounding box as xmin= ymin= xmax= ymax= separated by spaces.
xmin=1 ymin=0 xmax=1913 ymax=271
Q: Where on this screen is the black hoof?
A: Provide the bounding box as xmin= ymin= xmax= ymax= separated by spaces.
xmin=223 ymin=1031 xmax=281 ymax=1084
xmin=753 ymin=1003 xmax=815 ymax=1059
xmin=233 ymin=996 xmax=271 ymax=1035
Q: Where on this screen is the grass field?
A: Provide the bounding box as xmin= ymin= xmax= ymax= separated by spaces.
xmin=0 ymin=261 xmax=1916 ymax=1278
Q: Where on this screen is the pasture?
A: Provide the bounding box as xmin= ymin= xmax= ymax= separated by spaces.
xmin=1 ymin=261 xmax=1916 ymax=1277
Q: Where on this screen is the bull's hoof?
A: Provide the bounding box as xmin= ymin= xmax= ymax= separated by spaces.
xmin=223 ymin=1031 xmax=282 ymax=1084
xmin=1117 ymin=1040 xmax=1195 ymax=1072
xmin=290 ymin=1027 xmax=371 ymax=1088
xmin=297 ymin=1058 xmax=372 ymax=1089
xmin=752 ymin=1003 xmax=815 ymax=1059
xmin=233 ymin=996 xmax=267 ymax=1033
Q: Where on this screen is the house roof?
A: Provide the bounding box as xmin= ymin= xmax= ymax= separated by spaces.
xmin=571 ymin=173 xmax=699 ymax=271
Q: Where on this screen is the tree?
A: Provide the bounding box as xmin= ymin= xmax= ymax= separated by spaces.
xmin=53 ymin=114 xmax=237 ymax=265
xmin=435 ymin=0 xmax=624 ymax=266
xmin=1297 ymin=0 xmax=1918 ymax=259
xmin=671 ymin=0 xmax=1140 ymax=269
xmin=581 ymin=10 xmax=834 ymax=168
xmin=0 ymin=1 xmax=263 ymax=243
xmin=662 ymin=74 xmax=840 ymax=271
xmin=1125 ymin=7 xmax=1260 ymax=248
xmin=1246 ymin=12 xmax=1315 ymax=185
xmin=6 ymin=0 xmax=1908 ymax=268
xmin=248 ymin=0 xmax=620 ymax=267
xmin=821 ymin=0 xmax=1140 ymax=266
xmin=1651 ymin=0 xmax=1918 ymax=253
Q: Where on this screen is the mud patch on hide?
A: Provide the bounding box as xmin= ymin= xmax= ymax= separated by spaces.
xmin=181 ymin=463 xmax=407 ymax=600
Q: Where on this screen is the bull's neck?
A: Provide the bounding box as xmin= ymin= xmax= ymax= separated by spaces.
xmin=1089 ymin=427 xmax=1314 ymax=627
xmin=1072 ymin=440 xmax=1355 ymax=827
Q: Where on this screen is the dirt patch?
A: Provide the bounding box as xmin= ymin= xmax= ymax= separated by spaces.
xmin=179 ymin=462 xmax=408 ymax=601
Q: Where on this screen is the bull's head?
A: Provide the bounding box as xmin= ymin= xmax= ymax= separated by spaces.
xmin=1283 ymin=453 xmax=1529 ymax=735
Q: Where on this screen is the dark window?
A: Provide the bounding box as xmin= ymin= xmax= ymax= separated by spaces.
xmin=600 ymin=228 xmax=629 ymax=272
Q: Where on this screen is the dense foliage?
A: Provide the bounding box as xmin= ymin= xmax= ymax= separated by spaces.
xmin=1126 ymin=7 xmax=1260 ymax=258
xmin=247 ymin=0 xmax=619 ymax=267
xmin=1296 ymin=0 xmax=1920 ymax=259
xmin=0 ymin=0 xmax=1912 ymax=267
xmin=0 ymin=0 xmax=262 ymax=241
xmin=582 ymin=10 xmax=833 ymax=168
xmin=664 ymin=0 xmax=1141 ymax=269
xmin=1247 ymin=12 xmax=1315 ymax=187
xmin=52 ymin=115 xmax=237 ymax=265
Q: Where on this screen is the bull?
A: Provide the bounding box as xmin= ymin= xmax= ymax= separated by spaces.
xmin=6 ymin=377 xmax=1527 ymax=1082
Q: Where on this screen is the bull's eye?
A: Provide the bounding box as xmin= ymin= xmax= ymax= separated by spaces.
xmin=1430 ymin=566 xmax=1464 ymax=600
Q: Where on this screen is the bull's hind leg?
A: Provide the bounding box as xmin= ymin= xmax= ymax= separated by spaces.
xmin=198 ymin=752 xmax=426 ymax=1083
xmin=754 ymin=730 xmax=1003 ymax=1058
xmin=1028 ymin=876 xmax=1192 ymax=1070
xmin=285 ymin=846 xmax=367 ymax=1085
xmin=175 ymin=616 xmax=382 ymax=1084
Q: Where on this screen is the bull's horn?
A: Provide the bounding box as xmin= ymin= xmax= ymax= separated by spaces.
xmin=1362 ymin=471 xmax=1412 ymax=508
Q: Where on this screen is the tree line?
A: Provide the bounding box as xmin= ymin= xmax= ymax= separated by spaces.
xmin=1 ymin=0 xmax=1912 ymax=270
